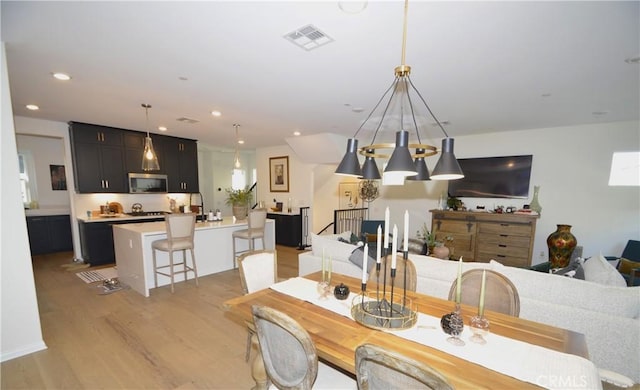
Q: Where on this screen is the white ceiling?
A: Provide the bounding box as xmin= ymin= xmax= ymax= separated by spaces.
xmin=2 ymin=1 xmax=639 ymax=152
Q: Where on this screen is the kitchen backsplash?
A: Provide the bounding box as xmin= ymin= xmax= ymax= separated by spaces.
xmin=74 ymin=193 xmax=192 ymax=215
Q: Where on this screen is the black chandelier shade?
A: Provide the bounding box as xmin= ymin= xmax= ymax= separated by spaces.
xmin=384 ymin=131 xmax=417 ymax=176
xmin=431 ymin=138 xmax=464 ymax=180
xmin=335 ymin=138 xmax=362 ymax=177
xmin=406 ymin=148 xmax=430 ymax=181
xmin=361 ymin=148 xmax=381 ymax=180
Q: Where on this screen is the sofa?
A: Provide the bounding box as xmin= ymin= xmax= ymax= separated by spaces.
xmin=298 ymin=232 xmax=640 ymax=383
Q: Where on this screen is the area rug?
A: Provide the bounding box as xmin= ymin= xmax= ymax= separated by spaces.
xmin=75 ymin=267 xmax=118 ymax=283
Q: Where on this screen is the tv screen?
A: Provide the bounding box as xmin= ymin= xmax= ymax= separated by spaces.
xmin=447 ymin=155 xmax=533 ymax=199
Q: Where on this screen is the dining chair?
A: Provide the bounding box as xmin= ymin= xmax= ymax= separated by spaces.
xmin=251 ymin=305 xmax=356 ymax=390
xmin=368 ymin=255 xmax=417 ymax=292
xmin=447 ymin=269 xmax=520 ymax=317
xmin=151 ymin=213 xmax=198 ymax=293
xmin=232 ymin=208 xmax=267 ymax=268
xmin=354 ymin=343 xmax=454 ymax=390
xmin=238 ymin=250 xmax=278 ymax=361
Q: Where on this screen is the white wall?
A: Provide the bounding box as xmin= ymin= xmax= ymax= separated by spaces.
xmin=1 ymin=42 xmax=47 ymax=361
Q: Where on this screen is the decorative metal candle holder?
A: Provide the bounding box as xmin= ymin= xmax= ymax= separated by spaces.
xmin=351 ymin=249 xmax=417 ymax=330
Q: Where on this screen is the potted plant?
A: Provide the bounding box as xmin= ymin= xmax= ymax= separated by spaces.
xmin=417 ymin=223 xmax=439 ymax=255
xmin=225 ymin=186 xmax=253 ymax=220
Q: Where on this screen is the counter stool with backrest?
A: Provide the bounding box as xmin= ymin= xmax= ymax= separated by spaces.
xmin=151 ymin=213 xmax=198 ymax=293
xmin=232 ymin=208 xmax=267 ymax=268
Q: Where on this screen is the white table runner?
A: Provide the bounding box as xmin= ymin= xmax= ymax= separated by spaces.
xmin=270 ymin=277 xmax=601 ymax=390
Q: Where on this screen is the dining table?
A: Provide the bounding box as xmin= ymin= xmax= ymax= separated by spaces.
xmin=223 ymin=271 xmax=597 ymax=389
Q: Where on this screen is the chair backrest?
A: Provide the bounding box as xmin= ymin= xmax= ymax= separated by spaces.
xmin=165 ymin=213 xmax=196 ymax=242
xmin=447 ymin=269 xmax=520 ymax=317
xmin=238 ymin=250 xmax=278 ymax=294
xmin=248 ymin=208 xmax=267 ymax=231
xmin=355 ymin=343 xmax=454 ymax=390
xmin=620 ymin=240 xmax=640 ymax=262
xmin=368 ymin=255 xmax=417 ymax=292
xmin=251 ymin=305 xmax=318 ymax=390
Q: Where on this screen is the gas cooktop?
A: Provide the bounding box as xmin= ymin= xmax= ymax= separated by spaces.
xmin=126 ymin=211 xmax=170 ymax=216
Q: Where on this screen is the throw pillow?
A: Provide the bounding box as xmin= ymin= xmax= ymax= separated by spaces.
xmin=582 ymin=252 xmax=627 ymax=287
xmin=310 ymin=232 xmax=353 ymax=257
xmin=348 ymin=244 xmax=378 ymax=273
xmin=311 ymin=233 xmax=357 ymax=261
xmin=551 ymin=258 xmax=585 ymax=280
xmin=618 ymin=257 xmax=640 ymax=275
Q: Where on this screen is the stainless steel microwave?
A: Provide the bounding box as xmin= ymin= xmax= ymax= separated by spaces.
xmin=128 ymin=173 xmax=168 ymax=194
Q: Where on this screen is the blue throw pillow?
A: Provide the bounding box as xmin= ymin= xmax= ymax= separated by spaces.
xmin=348 ymin=244 xmax=378 ymax=273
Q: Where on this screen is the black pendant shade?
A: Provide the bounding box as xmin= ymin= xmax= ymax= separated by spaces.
xmin=406 ymin=148 xmax=430 ymax=181
xmin=361 ymin=149 xmax=381 ymax=180
xmin=384 ymin=131 xmax=417 ymax=176
xmin=431 ymin=138 xmax=464 ymax=180
xmin=335 ymin=138 xmax=362 ymax=177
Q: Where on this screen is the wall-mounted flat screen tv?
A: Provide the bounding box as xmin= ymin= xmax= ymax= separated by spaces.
xmin=447 ymin=155 xmax=533 ymax=199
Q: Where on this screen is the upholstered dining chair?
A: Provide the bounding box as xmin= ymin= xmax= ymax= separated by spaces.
xmin=151 ymin=213 xmax=198 ymax=293
xmin=354 ymin=343 xmax=454 ymax=390
xmin=447 ymin=269 xmax=520 ymax=317
xmin=251 ymin=305 xmax=356 ymax=390
xmin=368 ymin=255 xmax=417 ymax=292
xmin=232 ymin=208 xmax=267 ymax=268
xmin=238 ymin=250 xmax=278 ymax=361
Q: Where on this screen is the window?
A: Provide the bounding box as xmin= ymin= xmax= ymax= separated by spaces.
xmin=18 ymin=153 xmax=36 ymax=204
xmin=609 ymin=151 xmax=640 ymax=186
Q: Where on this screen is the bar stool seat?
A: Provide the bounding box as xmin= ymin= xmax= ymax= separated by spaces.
xmin=232 ymin=208 xmax=267 ymax=268
xmin=152 ymin=213 xmax=198 ymax=293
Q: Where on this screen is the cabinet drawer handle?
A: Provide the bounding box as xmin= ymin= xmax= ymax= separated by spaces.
xmin=500 ymin=234 xmax=508 ymax=237
xmin=497 ymin=254 xmax=506 ymax=258
xmin=498 ymin=244 xmax=507 ymax=248
xmin=500 ymin=223 xmax=509 ymax=227
xmin=105 ymin=180 xmax=109 ymax=189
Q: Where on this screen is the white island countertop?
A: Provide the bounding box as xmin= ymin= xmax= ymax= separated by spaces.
xmin=113 ymin=218 xmax=275 ymax=297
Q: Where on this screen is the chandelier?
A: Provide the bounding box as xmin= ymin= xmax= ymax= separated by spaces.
xmin=141 ymin=103 xmax=159 ymax=171
xmin=335 ymin=0 xmax=464 ymax=182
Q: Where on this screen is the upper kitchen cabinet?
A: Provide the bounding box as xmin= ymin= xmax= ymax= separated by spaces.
xmin=123 ymin=130 xmax=147 ymax=174
xmin=160 ymin=136 xmax=199 ymax=193
xmin=69 ymin=122 xmax=126 ymax=193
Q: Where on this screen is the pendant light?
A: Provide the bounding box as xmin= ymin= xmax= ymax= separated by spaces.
xmin=233 ymin=124 xmax=241 ymax=169
xmin=141 ymin=103 xmax=160 ymax=171
xmin=335 ymin=0 xmax=464 ymax=182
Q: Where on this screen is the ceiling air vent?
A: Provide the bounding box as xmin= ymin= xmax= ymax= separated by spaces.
xmin=176 ymin=117 xmax=199 ymax=124
xmin=284 ymin=24 xmax=333 ymax=51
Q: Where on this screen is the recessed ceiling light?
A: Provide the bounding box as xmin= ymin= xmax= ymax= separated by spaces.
xmin=351 ymin=107 xmax=364 ymax=113
xmin=158 ymin=126 xmax=167 ymax=132
xmin=211 ymin=110 xmax=222 ymax=117
xmin=238 ymin=139 xmax=245 ymax=145
xmin=26 ymin=104 xmax=39 ymax=110
xmin=178 ymin=76 xmax=189 ymax=81
xmin=293 ymin=131 xmax=301 ymax=136
xmin=52 ymin=72 xmax=71 ymax=81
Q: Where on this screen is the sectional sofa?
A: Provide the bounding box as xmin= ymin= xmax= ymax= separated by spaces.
xmin=298 ymin=232 xmax=640 ymax=383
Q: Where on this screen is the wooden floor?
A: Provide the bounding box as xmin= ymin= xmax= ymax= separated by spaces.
xmin=1 ymin=245 xmax=305 ymax=389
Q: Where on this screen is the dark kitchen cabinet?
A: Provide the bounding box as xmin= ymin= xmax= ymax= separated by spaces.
xmin=161 ymin=136 xmax=199 ymax=193
xmin=27 ymin=215 xmax=73 ymax=255
xmin=267 ymin=213 xmax=301 ymax=247
xmin=123 ymin=130 xmax=147 ymax=175
xmin=69 ymin=122 xmax=126 ymax=193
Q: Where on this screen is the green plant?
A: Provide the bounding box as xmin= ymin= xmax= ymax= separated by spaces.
xmin=225 ymin=186 xmax=253 ymax=206
xmin=416 ymin=223 xmax=440 ymax=247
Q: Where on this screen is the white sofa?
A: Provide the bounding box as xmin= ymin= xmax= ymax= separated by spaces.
xmin=298 ymin=233 xmax=640 ymax=383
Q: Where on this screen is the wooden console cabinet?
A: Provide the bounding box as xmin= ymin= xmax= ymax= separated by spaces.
xmin=430 ymin=210 xmax=538 ymax=268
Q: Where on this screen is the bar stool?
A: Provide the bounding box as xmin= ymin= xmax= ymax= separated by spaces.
xmin=232 ymin=208 xmax=267 ymax=268
xmin=152 ymin=213 xmax=198 ymax=293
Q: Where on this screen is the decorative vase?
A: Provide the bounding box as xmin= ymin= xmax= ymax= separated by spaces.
xmin=333 ymin=283 xmax=350 ymax=300
xmin=529 ymin=185 xmax=542 ymax=215
xmin=432 ymin=245 xmax=450 ymax=260
xmin=546 ymin=224 xmax=577 ymax=268
xmin=232 ymin=204 xmax=248 ymax=220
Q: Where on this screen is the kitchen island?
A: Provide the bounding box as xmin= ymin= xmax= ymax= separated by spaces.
xmin=113 ymin=218 xmax=275 ymax=297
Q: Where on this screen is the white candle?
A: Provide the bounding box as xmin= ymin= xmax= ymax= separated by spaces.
xmin=403 ymin=210 xmax=409 ymax=252
xmin=376 ymin=225 xmax=382 ymax=264
xmin=391 ymin=225 xmax=398 ymax=269
xmin=456 ymin=256 xmax=463 ymax=304
xmin=383 ymin=207 xmax=390 ymax=249
xmin=362 ymin=243 xmax=368 ymax=284
xmin=328 ymin=255 xmax=332 ymax=281
xmin=322 ymin=247 xmax=326 ymax=281
xmin=479 ymin=270 xmax=486 ymax=316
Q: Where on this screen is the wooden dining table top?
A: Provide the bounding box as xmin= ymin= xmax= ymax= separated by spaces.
xmin=223 ymin=271 xmax=590 ymax=389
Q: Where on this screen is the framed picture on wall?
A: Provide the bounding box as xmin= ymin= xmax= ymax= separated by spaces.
xmin=339 ymin=182 xmax=360 ymax=209
xmin=269 ymin=156 xmax=289 ymax=192
xmin=50 ymin=164 xmax=67 ymax=190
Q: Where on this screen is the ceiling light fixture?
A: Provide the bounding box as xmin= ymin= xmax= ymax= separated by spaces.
xmin=52 ymin=72 xmax=71 ymax=81
xmin=211 ymin=110 xmax=222 ymax=117
xmin=233 ymin=124 xmax=241 ymax=169
xmin=141 ymin=103 xmax=160 ymax=171
xmin=26 ymin=104 xmax=39 ymax=110
xmin=335 ymin=0 xmax=464 ymax=182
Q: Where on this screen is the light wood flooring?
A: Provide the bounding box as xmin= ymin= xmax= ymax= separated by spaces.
xmin=1 ymin=245 xmax=305 ymax=389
